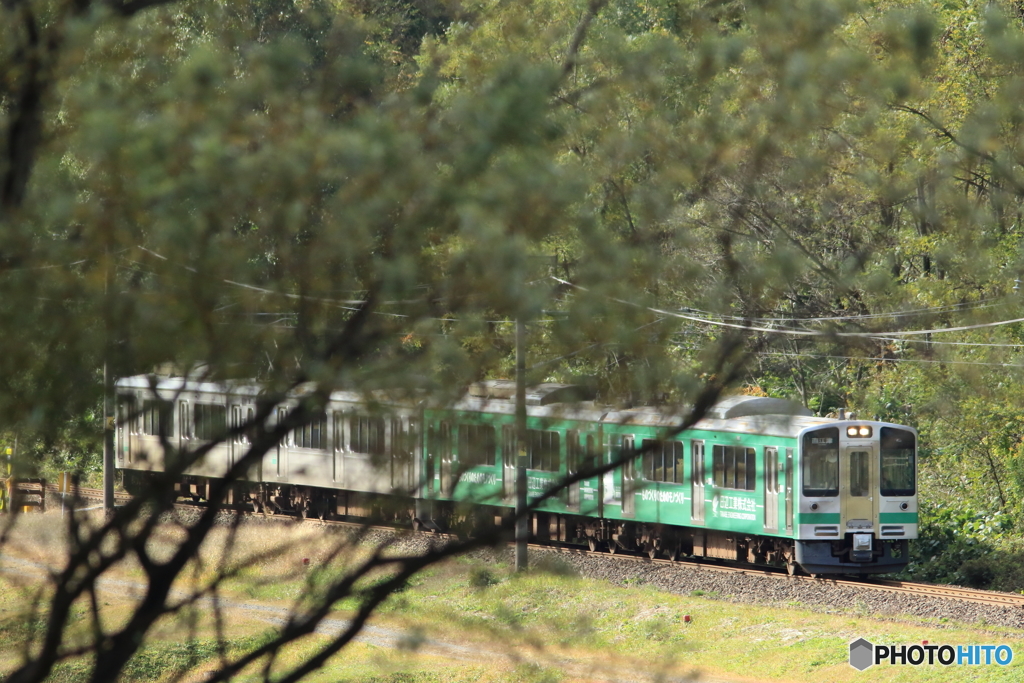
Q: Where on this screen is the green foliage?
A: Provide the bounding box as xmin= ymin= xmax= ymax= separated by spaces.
xmin=11 ymin=0 xmax=1024 ymax=680
xmin=468 ymin=566 xmax=501 ymax=588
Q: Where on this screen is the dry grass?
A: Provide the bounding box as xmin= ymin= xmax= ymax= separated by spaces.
xmin=2 ymin=512 xmax=1023 ymax=682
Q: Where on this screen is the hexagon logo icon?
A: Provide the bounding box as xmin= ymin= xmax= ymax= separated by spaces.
xmin=849 ymin=638 xmax=874 ymax=671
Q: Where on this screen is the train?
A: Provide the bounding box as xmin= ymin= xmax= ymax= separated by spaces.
xmin=114 ymin=375 xmax=918 ymax=576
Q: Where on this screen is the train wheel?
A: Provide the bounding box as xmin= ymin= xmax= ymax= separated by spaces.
xmin=587 ymin=538 xmax=598 ymax=552
xmin=667 ymin=546 xmax=679 ymax=562
xmin=647 ymin=545 xmax=658 ymax=560
xmin=786 ymin=560 xmax=797 ymax=576
xmin=607 ymin=540 xmax=617 ymax=555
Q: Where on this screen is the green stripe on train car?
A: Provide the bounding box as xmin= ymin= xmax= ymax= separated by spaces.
xmin=879 ymin=512 xmax=918 ymax=523
xmin=799 ymin=512 xmax=840 ymax=524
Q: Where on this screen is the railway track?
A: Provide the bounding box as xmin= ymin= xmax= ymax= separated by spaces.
xmin=533 ymin=542 xmax=1024 ymax=608
xmin=7 ymin=482 xmax=133 ymax=507
xmin=11 ymin=486 xmax=1024 ymax=610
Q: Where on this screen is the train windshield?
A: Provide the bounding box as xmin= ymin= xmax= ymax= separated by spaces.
xmin=880 ymin=427 xmax=916 ymax=496
xmin=801 ymin=427 xmax=839 ymax=497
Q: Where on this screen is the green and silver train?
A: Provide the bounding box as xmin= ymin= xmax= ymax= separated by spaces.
xmin=115 ymin=376 xmax=918 ymax=575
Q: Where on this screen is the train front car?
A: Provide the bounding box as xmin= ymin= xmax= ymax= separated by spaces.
xmin=796 ymin=421 xmax=917 ymax=575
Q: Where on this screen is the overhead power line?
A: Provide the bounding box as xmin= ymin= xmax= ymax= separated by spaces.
xmin=551 ymin=276 xmax=1024 ymax=339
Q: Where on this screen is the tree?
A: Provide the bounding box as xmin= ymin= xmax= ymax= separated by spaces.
xmin=3 ymin=0 xmax=1013 ymax=680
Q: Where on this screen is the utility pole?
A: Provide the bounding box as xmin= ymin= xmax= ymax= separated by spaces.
xmin=103 ymin=362 xmax=115 ymax=513
xmin=102 ymin=248 xmax=115 ymax=513
xmin=515 ymin=316 xmax=528 ymax=572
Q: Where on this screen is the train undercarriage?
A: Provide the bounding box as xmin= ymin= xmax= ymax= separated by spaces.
xmin=125 ymin=472 xmax=906 ymax=576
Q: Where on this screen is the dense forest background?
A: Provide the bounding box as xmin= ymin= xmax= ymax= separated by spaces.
xmin=5 ymin=0 xmax=1024 ymax=595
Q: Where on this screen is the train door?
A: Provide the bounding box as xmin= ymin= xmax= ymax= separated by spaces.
xmin=690 ymin=440 xmax=705 ymax=524
xmin=841 ymin=446 xmax=876 ymax=526
xmin=784 ymin=448 xmax=794 ymax=532
xmin=178 ymin=400 xmax=190 ymax=455
xmin=275 ymin=407 xmax=289 ymax=478
xmin=621 ymin=436 xmax=635 ymax=516
xmin=588 ymin=432 xmax=603 ymax=517
xmin=116 ymin=394 xmax=136 ymax=467
xmin=566 ymin=430 xmax=580 ymax=510
xmin=763 ymin=447 xmax=778 ymax=532
xmin=502 ymin=425 xmax=515 ymax=500
xmin=333 ymin=413 xmax=345 ymax=487
xmin=390 ymin=417 xmax=416 ymax=491
xmin=437 ymin=421 xmax=452 ymax=496
xmin=230 ymin=405 xmax=243 ymax=469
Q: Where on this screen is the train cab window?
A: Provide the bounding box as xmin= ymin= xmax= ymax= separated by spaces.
xmin=294 ymin=412 xmax=328 ymax=450
xmin=802 ymin=428 xmax=839 ymax=497
xmin=712 ymin=445 xmax=756 ymax=490
xmin=194 ymin=404 xmax=226 ymax=441
xmin=642 ymin=439 xmax=684 ymax=484
xmin=457 ymin=424 xmax=496 ymax=467
xmin=142 ymin=400 xmax=171 ymax=437
xmin=350 ymin=416 xmax=385 ymax=456
xmin=880 ymin=427 xmax=916 ymax=496
xmin=527 ymin=429 xmax=559 ymax=471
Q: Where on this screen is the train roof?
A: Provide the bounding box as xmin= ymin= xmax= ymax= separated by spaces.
xmin=116 ymin=375 xmax=909 ymax=440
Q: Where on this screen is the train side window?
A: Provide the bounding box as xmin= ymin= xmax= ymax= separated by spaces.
xmin=457 ymin=424 xmax=496 ymax=467
xmin=642 ymin=439 xmax=663 ymax=482
xmin=641 ymin=440 xmax=684 ymax=483
xmin=711 ymin=445 xmax=756 ymax=491
xmin=194 ymin=403 xmax=226 ymax=441
xmin=142 ymin=400 xmax=170 ymax=437
xmin=350 ymin=416 xmax=385 ymax=456
xmin=295 ymin=412 xmax=328 ymax=450
xmin=527 ymin=429 xmax=559 ymax=471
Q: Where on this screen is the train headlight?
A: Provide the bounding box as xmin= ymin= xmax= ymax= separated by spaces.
xmin=858 ymin=426 xmax=872 ymax=437
xmin=846 ymin=426 xmax=873 ymax=438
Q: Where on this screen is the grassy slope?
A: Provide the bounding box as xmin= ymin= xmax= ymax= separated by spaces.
xmin=0 ymin=514 xmax=1021 ymax=683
